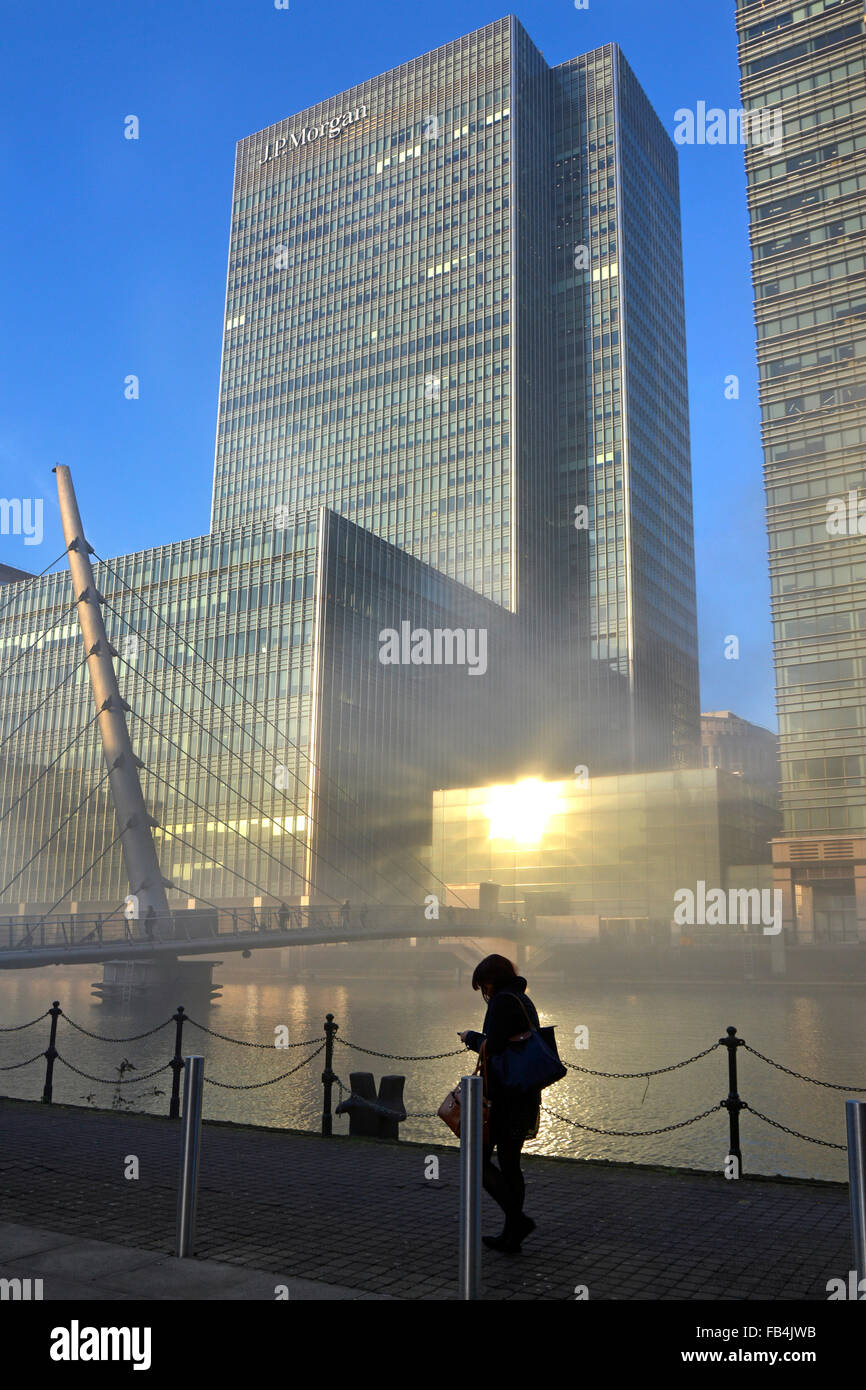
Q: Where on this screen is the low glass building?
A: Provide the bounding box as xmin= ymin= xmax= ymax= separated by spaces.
xmin=430 ymin=769 xmax=780 ymax=930
xmin=0 ymin=507 xmax=535 ymax=911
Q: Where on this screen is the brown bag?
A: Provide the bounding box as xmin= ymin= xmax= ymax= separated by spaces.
xmin=438 ymin=1043 xmax=491 ymax=1145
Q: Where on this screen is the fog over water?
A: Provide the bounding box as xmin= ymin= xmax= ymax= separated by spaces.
xmin=1 ymin=959 xmax=861 ymax=1182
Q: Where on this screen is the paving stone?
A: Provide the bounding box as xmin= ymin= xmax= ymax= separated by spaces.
xmin=0 ymin=1222 xmax=79 ymax=1260
xmin=0 ymin=1097 xmax=851 ymax=1301
xmin=19 ymin=1238 xmax=166 ymax=1280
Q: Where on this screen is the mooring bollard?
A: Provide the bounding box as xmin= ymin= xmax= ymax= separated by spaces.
xmin=846 ymin=1099 xmax=866 ymax=1285
xmin=719 ymin=1025 xmax=745 ymax=1177
xmin=168 ymin=1005 xmax=187 ymax=1120
xmin=321 ymin=1013 xmax=338 ymax=1136
xmin=177 ymin=1055 xmax=205 ymax=1258
xmin=41 ymin=1000 xmax=62 ymax=1105
xmin=459 ymin=1073 xmax=483 ymax=1300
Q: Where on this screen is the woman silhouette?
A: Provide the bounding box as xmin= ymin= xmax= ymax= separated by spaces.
xmin=459 ymin=954 xmax=541 ymax=1253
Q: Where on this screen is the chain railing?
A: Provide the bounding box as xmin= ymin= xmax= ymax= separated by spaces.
xmin=1 ymin=1004 xmax=861 ymax=1166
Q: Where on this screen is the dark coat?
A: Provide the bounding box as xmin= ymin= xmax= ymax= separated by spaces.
xmin=463 ymin=976 xmax=541 ymax=1136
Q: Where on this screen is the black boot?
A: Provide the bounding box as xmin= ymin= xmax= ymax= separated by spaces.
xmin=485 ymin=1213 xmax=535 ymax=1254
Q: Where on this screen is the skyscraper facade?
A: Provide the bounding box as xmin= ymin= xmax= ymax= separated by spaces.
xmin=552 ymin=44 xmax=700 ymax=770
xmin=737 ymin=0 xmax=866 ymax=940
xmin=211 ymin=17 xmax=699 ymax=769
xmin=211 ymin=16 xmax=548 ymax=617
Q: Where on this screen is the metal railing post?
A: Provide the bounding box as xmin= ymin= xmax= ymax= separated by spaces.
xmin=41 ymin=1000 xmax=62 ymax=1104
xmin=177 ymin=1055 xmax=205 ymax=1257
xmin=719 ymin=1025 xmax=745 ymax=1177
xmin=459 ymin=1073 xmax=483 ymax=1300
xmin=846 ymin=1099 xmax=866 ymax=1287
xmin=322 ymin=1013 xmax=338 ymax=1136
xmin=168 ymin=1006 xmax=187 ymax=1119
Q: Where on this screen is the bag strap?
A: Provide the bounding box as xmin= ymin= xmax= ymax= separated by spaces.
xmin=513 ymin=994 xmax=538 ymax=1034
xmin=475 ymin=1040 xmax=489 ymax=1097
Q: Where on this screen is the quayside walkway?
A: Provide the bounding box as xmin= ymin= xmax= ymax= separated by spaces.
xmin=0 ymin=1098 xmax=851 ymax=1301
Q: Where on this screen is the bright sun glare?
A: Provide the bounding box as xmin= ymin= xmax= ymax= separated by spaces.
xmin=483 ymin=779 xmax=564 ymax=846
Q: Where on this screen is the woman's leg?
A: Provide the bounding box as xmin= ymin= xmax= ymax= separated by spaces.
xmin=495 ymin=1133 xmax=526 ymax=1221
xmin=482 ymin=1130 xmax=525 ymax=1219
xmin=481 ymin=1142 xmax=513 ymax=1216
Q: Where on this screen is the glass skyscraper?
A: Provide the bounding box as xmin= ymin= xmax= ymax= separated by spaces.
xmin=552 ymin=44 xmax=700 ymax=769
xmin=212 ymin=17 xmax=699 ymax=769
xmin=1 ymin=17 xmax=700 ymax=913
xmin=737 ymin=0 xmax=866 ymax=940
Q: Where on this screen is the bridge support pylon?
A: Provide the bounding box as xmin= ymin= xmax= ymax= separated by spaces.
xmin=54 ymin=465 xmax=170 ymax=921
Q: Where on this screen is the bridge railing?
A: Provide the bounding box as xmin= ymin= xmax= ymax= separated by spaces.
xmin=0 ymin=903 xmax=518 ymax=954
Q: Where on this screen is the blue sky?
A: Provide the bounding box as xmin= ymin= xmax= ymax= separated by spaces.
xmin=0 ymin=0 xmax=774 ymax=728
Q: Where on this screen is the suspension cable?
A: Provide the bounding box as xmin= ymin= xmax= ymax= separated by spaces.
xmin=144 ymin=760 xmax=337 ymax=905
xmin=134 ymin=708 xmax=387 ymax=908
xmin=119 ymin=661 xmax=382 ymax=906
xmin=0 ymin=548 xmax=71 ymax=622
xmin=0 ymin=601 xmax=78 ymax=685
xmin=102 ymin=598 xmax=400 ymax=905
xmin=35 ymin=830 xmax=125 ymax=924
xmin=156 ymin=824 xmax=289 ymax=907
xmin=0 ymin=709 xmax=101 ymax=826
xmin=0 ymin=768 xmax=111 ymax=899
xmin=94 ymin=552 xmax=470 ymax=908
xmin=0 ymin=656 xmax=87 ymax=752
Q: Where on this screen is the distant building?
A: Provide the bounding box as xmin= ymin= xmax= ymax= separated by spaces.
xmin=737 ymin=0 xmax=866 ymax=942
xmin=701 ymin=711 xmax=779 ymax=795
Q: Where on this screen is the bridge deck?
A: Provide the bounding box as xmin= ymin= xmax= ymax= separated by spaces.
xmin=0 ymin=907 xmax=527 ymax=968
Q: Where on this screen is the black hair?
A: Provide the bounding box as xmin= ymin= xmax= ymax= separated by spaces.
xmin=471 ymin=954 xmax=518 ymax=1000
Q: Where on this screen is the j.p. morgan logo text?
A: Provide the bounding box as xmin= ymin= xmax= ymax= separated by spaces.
xmin=260 ymin=105 xmax=368 ymax=164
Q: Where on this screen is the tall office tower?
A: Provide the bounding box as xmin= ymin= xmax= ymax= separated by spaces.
xmin=211 ymin=18 xmax=699 ymax=769
xmin=212 ymin=15 xmax=554 ymax=624
xmin=737 ymin=0 xmax=866 ymax=941
xmin=552 ymin=45 xmax=700 ymax=770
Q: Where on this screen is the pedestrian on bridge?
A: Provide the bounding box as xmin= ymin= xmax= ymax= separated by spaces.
xmin=459 ymin=954 xmax=541 ymax=1254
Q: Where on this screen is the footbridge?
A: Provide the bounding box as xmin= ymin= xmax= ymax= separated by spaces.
xmin=0 ymin=904 xmax=534 ymax=970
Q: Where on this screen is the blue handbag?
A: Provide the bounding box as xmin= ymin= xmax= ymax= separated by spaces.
xmin=492 ymin=996 xmax=567 ymax=1094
